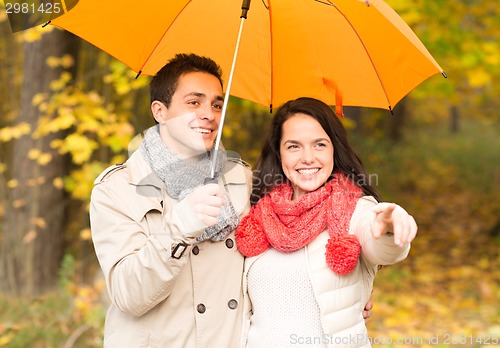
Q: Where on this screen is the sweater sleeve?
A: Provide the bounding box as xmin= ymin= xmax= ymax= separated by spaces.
xmin=350 ymin=196 xmax=410 ymax=266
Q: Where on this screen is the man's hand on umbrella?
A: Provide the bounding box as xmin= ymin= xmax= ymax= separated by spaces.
xmin=370 ymin=203 xmax=418 ymax=247
xmin=186 ymin=183 xmax=225 ymax=227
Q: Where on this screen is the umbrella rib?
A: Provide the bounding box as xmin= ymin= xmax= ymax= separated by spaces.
xmin=268 ymin=0 xmax=274 ymax=112
xmin=330 ymin=3 xmax=393 ymax=109
xmin=136 ymin=1 xmax=194 ymax=74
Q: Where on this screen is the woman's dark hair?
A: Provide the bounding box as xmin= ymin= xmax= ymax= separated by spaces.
xmin=251 ymin=97 xmax=380 ymax=205
xmin=150 ymin=53 xmax=223 ymax=108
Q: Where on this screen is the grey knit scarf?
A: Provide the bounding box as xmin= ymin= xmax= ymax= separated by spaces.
xmin=140 ymin=126 xmax=240 ymax=242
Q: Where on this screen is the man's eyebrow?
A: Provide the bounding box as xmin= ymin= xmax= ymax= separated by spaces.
xmin=183 ymin=92 xmax=205 ymax=98
xmin=183 ymin=92 xmax=223 ymax=102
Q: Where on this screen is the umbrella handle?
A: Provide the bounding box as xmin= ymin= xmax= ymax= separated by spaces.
xmin=210 ymin=0 xmax=252 ymax=179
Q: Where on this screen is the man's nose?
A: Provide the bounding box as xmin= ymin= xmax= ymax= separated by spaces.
xmin=199 ymin=104 xmax=215 ymax=121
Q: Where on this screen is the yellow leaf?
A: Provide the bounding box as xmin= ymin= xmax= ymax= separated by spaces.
xmin=27 ymin=177 xmax=46 ymax=186
xmin=50 ymin=139 xmax=63 ymax=149
xmin=53 ymin=177 xmax=64 ymax=189
xmin=46 ymin=56 xmax=60 ymax=68
xmin=0 ymin=10 xmax=7 ymax=23
xmin=80 ymin=228 xmax=92 ymax=241
xmin=61 ymin=54 xmax=74 ymax=68
xmin=0 ymin=123 xmax=31 ymax=142
xmin=28 ymin=148 xmax=41 ymax=160
xmin=31 ymin=217 xmax=47 ymax=229
xmin=20 ymin=28 xmax=42 ymax=43
xmin=6 ymin=179 xmax=18 ymax=189
xmin=37 ymin=153 xmax=52 ymax=165
xmin=32 ymin=93 xmax=47 ymax=106
xmin=0 ymin=333 xmax=14 ymax=347
xmin=12 ymin=199 xmax=26 ymax=208
xmin=61 ymin=134 xmax=98 ymax=164
xmin=467 ymin=68 xmax=491 ymax=88
xmin=23 ymin=230 xmax=37 ymax=244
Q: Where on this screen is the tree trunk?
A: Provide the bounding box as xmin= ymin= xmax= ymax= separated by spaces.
xmin=0 ymin=29 xmax=79 ymax=296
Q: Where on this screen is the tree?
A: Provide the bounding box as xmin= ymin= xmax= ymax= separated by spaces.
xmin=0 ymin=28 xmax=79 ymax=296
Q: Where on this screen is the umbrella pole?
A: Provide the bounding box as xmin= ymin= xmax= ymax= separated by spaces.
xmin=209 ymin=0 xmax=252 ymax=180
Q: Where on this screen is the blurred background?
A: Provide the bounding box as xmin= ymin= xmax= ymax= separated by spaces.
xmin=0 ymin=0 xmax=498 ymax=347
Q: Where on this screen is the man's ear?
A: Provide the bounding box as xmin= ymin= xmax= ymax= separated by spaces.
xmin=151 ymin=100 xmax=166 ymax=124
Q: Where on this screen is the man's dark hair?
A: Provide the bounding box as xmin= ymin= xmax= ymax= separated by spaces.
xmin=150 ymin=53 xmax=224 ymax=108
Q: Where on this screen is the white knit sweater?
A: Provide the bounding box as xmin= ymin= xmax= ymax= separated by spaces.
xmin=246 ymin=248 xmax=325 ymax=347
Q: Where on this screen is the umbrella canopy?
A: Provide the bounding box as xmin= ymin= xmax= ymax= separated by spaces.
xmin=49 ymin=0 xmax=444 ymax=112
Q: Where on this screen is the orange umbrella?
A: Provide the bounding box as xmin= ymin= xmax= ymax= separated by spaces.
xmin=49 ymin=0 xmax=445 ymax=176
xmin=49 ymin=0 xmax=444 ymax=112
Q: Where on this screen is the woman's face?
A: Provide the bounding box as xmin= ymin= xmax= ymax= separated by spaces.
xmin=279 ymin=113 xmax=334 ymax=200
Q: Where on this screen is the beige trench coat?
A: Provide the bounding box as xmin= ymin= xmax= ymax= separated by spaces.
xmin=90 ymin=149 xmax=251 ymax=348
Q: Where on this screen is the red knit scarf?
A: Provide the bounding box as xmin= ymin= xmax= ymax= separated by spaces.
xmin=235 ymin=173 xmax=363 ymax=275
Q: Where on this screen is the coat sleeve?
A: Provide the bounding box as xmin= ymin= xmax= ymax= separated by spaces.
xmin=90 ymin=175 xmax=197 ymax=317
xmin=350 ymin=196 xmax=410 ymax=266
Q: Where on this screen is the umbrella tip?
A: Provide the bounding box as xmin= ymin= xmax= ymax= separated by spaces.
xmin=135 ymin=71 xmax=142 ymax=79
xmin=42 ymin=21 xmax=51 ymax=28
xmin=241 ymin=0 xmax=251 ymax=19
xmin=389 ymin=106 xmax=394 ymax=116
xmin=442 ymin=71 xmax=448 ymax=78
xmin=269 ymin=104 xmax=273 ymax=114
xmin=365 ymin=1 xmax=370 ymax=6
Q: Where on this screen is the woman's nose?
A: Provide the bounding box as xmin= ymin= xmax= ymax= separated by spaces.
xmin=301 ymin=148 xmax=314 ymax=163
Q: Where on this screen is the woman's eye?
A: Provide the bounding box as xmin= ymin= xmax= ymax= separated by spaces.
xmin=287 ymin=145 xmax=298 ymax=149
xmin=315 ymin=143 xmax=326 ymax=148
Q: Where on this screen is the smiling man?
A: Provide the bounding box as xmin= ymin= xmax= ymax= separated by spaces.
xmin=89 ymin=54 xmax=252 ymax=347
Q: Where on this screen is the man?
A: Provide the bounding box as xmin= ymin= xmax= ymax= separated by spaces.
xmin=90 ymin=53 xmax=251 ymax=347
xmin=90 ymin=53 xmax=372 ymax=347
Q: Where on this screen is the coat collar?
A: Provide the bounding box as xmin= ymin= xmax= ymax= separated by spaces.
xmin=126 ymin=148 xmax=249 ymax=188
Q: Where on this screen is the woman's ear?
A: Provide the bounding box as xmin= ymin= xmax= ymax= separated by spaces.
xmin=151 ymin=100 xmax=166 ymax=124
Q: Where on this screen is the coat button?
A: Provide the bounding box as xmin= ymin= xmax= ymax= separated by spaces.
xmin=225 ymin=238 xmax=234 ymax=249
xmin=228 ymin=299 xmax=238 ymax=310
xmin=192 ymin=246 xmax=199 ymax=255
xmin=197 ymin=303 xmax=206 ymax=314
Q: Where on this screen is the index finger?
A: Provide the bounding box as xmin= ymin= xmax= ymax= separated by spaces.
xmin=372 ymin=203 xmax=396 ymax=221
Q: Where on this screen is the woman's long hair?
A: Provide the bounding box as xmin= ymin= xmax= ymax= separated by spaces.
xmin=251 ymin=97 xmax=380 ymax=205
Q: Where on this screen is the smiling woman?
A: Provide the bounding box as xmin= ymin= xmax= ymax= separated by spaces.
xmin=236 ymin=97 xmax=418 ymax=348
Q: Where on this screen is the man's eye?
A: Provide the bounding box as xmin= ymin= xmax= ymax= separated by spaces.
xmin=213 ymin=104 xmax=223 ymax=110
xmin=188 ymin=100 xmax=200 ymax=105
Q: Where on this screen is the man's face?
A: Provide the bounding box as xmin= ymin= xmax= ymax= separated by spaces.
xmin=152 ymin=71 xmax=224 ymax=159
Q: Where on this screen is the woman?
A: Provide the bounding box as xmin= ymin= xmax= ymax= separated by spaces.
xmin=235 ymin=97 xmax=417 ymax=348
